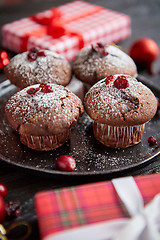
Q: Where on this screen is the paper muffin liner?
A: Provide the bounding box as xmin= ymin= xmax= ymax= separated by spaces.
xmin=20 ymin=130 xmax=70 ymax=151
xmin=93 ymin=122 xmax=145 ymax=148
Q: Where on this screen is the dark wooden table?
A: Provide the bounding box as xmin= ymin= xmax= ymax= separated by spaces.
xmin=0 ymin=0 xmax=160 ymax=239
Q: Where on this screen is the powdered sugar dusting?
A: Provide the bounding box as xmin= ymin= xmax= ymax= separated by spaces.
xmin=73 ymin=45 xmax=137 ymax=83
xmin=5 ymin=84 xmax=83 ymax=133
xmin=105 ymin=45 xmax=135 ymax=71
xmin=85 ymin=74 xmax=156 ymax=125
xmin=5 ymin=50 xmax=71 ymax=87
xmin=9 ymin=50 xmax=63 ymax=73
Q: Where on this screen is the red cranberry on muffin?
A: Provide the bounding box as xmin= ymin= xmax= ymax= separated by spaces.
xmin=4 ymin=48 xmax=72 ymax=90
xmin=73 ymin=43 xmax=137 ymax=86
xmin=84 ymin=74 xmax=157 ymax=148
xmin=5 ymin=83 xmax=84 ymax=151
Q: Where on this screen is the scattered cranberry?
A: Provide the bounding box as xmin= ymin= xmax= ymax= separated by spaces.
xmin=0 ymin=183 xmax=7 ymax=198
xmin=114 ymin=75 xmax=129 ymax=89
xmin=5 ymin=201 xmax=21 ymax=218
xmin=105 ymin=75 xmax=115 ymax=85
xmin=39 ymin=83 xmax=53 ymax=93
xmin=0 ymin=196 xmax=6 ymax=223
xmin=26 ymin=87 xmax=39 ymax=95
xmin=148 ymin=136 xmax=157 ymax=146
xmin=56 ymin=155 xmax=76 ymax=172
xmin=92 ymin=42 xmax=109 ymax=57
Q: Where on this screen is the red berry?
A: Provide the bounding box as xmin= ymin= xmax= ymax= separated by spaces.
xmin=105 ymin=75 xmax=115 ymax=85
xmin=148 ymin=136 xmax=157 ymax=145
xmin=114 ymin=75 xmax=129 ymax=89
xmin=27 ymin=87 xmax=39 ymax=95
xmin=39 ymin=83 xmax=46 ymax=88
xmin=0 ymin=196 xmax=6 ymax=223
xmin=37 ymin=51 xmax=46 ymax=57
xmin=92 ymin=42 xmax=109 ymax=57
xmin=0 ymin=50 xmax=9 ymax=69
xmin=14 ymin=207 xmax=21 ymax=217
xmin=2 ymin=58 xmax=9 ymax=66
xmin=102 ymin=49 xmax=109 ymax=56
xmin=5 ymin=201 xmax=21 ymax=218
xmin=0 ymin=183 xmax=7 ymax=198
xmin=28 ymin=48 xmax=46 ymax=61
xmin=56 ymin=155 xmax=76 ymax=172
xmin=0 ymin=50 xmax=8 ymax=60
xmin=27 ymin=51 xmax=37 ymax=61
xmin=39 ymin=83 xmax=53 ymax=93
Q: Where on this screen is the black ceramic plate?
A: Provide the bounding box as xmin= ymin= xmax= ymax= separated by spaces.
xmin=0 ymin=76 xmax=160 ymax=177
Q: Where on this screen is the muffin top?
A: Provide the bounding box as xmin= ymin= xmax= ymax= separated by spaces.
xmin=5 ymin=83 xmax=84 ymax=135
xmin=73 ymin=43 xmax=137 ymax=85
xmin=84 ymin=74 xmax=157 ymax=126
xmin=4 ymin=48 xmax=72 ymax=89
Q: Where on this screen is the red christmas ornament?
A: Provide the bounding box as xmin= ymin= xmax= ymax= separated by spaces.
xmin=0 ymin=183 xmax=8 ymax=198
xmin=0 ymin=196 xmax=6 ymax=223
xmin=0 ymin=50 xmax=9 ymax=70
xmin=129 ymin=38 xmax=159 ymax=75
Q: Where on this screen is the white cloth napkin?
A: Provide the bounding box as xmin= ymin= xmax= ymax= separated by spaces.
xmin=45 ymin=176 xmax=160 ymax=240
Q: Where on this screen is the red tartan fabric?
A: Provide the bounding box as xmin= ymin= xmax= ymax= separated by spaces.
xmin=35 ymin=174 xmax=160 ymax=240
xmin=1 ymin=1 xmax=131 ymax=61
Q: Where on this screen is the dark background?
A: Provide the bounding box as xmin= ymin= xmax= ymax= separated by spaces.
xmin=0 ymin=0 xmax=160 ymax=239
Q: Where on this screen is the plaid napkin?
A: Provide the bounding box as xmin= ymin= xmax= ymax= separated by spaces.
xmin=35 ymin=173 xmax=160 ymax=240
xmin=1 ymin=1 xmax=131 ymax=61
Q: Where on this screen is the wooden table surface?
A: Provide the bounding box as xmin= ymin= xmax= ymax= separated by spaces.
xmin=0 ymin=0 xmax=160 ymax=239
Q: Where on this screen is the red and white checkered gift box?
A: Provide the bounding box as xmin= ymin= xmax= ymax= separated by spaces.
xmin=32 ymin=1 xmax=103 ymax=24
xmin=1 ymin=1 xmax=131 ymax=61
xmin=2 ymin=18 xmax=46 ymax=53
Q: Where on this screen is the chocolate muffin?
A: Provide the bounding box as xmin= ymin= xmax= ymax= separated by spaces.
xmin=84 ymin=74 xmax=157 ymax=148
xmin=5 ymin=83 xmax=84 ymax=151
xmin=4 ymin=48 xmax=72 ymax=90
xmin=73 ymin=43 xmax=137 ymax=86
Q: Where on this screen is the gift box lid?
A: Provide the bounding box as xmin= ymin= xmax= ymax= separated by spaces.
xmin=1 ymin=1 xmax=131 ymax=61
